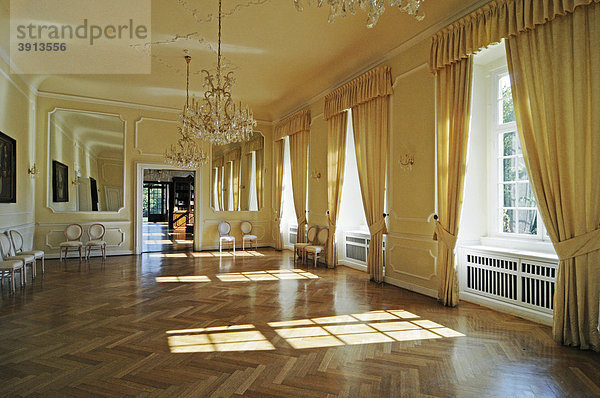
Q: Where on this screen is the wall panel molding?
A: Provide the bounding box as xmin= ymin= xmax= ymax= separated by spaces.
xmin=134 ymin=117 xmax=178 ymax=155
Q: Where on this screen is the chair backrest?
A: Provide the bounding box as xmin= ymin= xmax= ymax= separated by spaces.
xmin=88 ymin=224 xmax=106 ymax=240
xmin=0 ymin=233 xmax=13 ymax=259
xmin=218 ymin=221 xmax=231 ymax=236
xmin=240 ymin=221 xmax=252 ymax=235
xmin=307 ymin=225 xmax=318 ymax=243
xmin=8 ymin=230 xmax=24 ymax=253
xmin=316 ymin=227 xmax=329 ymax=245
xmin=65 ymin=224 xmax=83 ymax=241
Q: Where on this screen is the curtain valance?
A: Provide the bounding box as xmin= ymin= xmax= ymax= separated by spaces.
xmin=430 ymin=0 xmax=599 ymax=72
xmin=224 ymin=147 xmax=241 ymax=163
xmin=274 ymin=109 xmax=311 ymax=141
xmin=244 ymin=134 xmax=264 ymax=153
xmin=324 ymin=66 xmax=392 ymax=120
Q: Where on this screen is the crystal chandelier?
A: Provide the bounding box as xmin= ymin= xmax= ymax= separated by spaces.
xmin=293 ymin=0 xmax=425 ymax=28
xmin=164 ymin=55 xmax=209 ymax=169
xmin=182 ymin=0 xmax=256 ymax=145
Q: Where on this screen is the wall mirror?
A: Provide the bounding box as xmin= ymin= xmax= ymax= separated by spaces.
xmin=48 ymin=109 xmax=125 ymax=212
xmin=211 ymin=131 xmax=264 ymax=211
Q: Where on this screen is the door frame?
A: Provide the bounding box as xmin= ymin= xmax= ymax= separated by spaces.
xmin=135 ymin=162 xmax=202 ymax=254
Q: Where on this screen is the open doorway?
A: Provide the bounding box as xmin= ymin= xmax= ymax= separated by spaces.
xmin=142 ymin=169 xmax=195 ymax=253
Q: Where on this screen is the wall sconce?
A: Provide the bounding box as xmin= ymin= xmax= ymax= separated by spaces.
xmin=399 ymin=154 xmax=415 ymax=170
xmin=310 ymin=169 xmax=321 ymax=180
xmin=27 ymin=163 xmax=39 ymax=178
xmin=72 ymin=170 xmax=82 ymax=185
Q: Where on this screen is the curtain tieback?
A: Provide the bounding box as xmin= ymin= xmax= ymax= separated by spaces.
xmin=297 ymin=215 xmax=307 ymax=226
xmin=554 ymin=228 xmax=600 ymax=261
xmin=369 ymin=218 xmax=387 ymax=236
xmin=433 ymin=221 xmax=457 ymax=250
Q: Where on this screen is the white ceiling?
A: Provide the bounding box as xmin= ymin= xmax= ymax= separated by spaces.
xmin=1 ymin=0 xmax=488 ymax=121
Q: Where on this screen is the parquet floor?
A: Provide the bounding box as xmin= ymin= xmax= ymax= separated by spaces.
xmin=0 ymin=249 xmax=598 ymax=397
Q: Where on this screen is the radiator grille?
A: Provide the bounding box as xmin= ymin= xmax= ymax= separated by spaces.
xmin=289 ymin=227 xmax=297 ymax=245
xmin=462 ymin=249 xmax=557 ymax=314
xmin=343 ymin=233 xmax=385 ymax=267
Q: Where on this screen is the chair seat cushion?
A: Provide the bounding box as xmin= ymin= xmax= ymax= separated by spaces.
xmin=220 ymin=236 xmax=235 ymax=242
xmin=305 ymin=245 xmax=324 ymax=254
xmin=0 ymin=260 xmax=23 ymax=270
xmin=21 ymin=250 xmax=44 ymax=259
xmin=10 ymin=254 xmax=35 ymax=262
xmin=60 ymin=241 xmax=83 ymax=247
xmin=85 ymin=240 xmax=106 ymax=246
xmin=243 ymin=235 xmax=257 ymax=240
xmin=294 ymin=243 xmax=311 ymax=248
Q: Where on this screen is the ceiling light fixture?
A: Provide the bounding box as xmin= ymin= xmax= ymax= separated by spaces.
xmin=293 ymin=0 xmax=425 ymax=28
xmin=182 ymin=0 xmax=256 ymax=145
xmin=165 ymin=55 xmax=209 ymax=169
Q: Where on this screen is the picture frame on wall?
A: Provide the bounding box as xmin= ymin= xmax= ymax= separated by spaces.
xmin=52 ymin=160 xmax=69 ymax=202
xmin=0 ymin=131 xmax=16 ymax=203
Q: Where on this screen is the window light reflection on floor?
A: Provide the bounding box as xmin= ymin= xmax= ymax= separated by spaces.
xmin=167 ymin=310 xmax=465 ymax=353
xmin=155 ymin=269 xmax=319 ymax=284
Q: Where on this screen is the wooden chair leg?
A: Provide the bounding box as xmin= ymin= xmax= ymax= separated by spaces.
xmin=41 ymin=256 xmax=45 ymax=274
xmin=11 ymin=271 xmax=16 ymax=294
xmin=79 ymin=247 xmax=82 ymax=261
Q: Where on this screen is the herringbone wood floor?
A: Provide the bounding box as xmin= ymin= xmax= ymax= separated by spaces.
xmin=0 ymin=249 xmax=598 ymax=397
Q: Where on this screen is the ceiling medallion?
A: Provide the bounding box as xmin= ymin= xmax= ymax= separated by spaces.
xmin=182 ymin=0 xmax=256 ymax=145
xmin=164 ymin=55 xmax=209 ymax=169
xmin=293 ymin=0 xmax=425 ymax=28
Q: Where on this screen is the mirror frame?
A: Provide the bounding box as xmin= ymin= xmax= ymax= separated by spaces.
xmin=46 ymin=107 xmax=126 ymax=214
xmin=210 ymin=131 xmax=264 ymax=213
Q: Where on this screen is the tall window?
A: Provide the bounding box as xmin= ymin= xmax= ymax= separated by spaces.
xmin=249 ymin=151 xmax=258 ymax=211
xmin=491 ymin=69 xmax=545 ymax=239
xmin=281 ymin=136 xmax=297 ymax=242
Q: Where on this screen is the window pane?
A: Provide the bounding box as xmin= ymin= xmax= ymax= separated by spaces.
xmin=517 ymin=182 xmax=536 ymax=207
xmin=517 ymin=209 xmax=538 ymax=234
xmin=502 ymin=209 xmax=515 ymax=233
xmin=517 ymin=157 xmax=528 ymax=181
xmin=498 ymin=75 xmax=515 ymax=124
xmin=503 ymin=184 xmax=516 ymax=207
xmin=503 ymin=158 xmax=516 ymax=181
xmin=503 ymin=131 xmax=517 ymax=156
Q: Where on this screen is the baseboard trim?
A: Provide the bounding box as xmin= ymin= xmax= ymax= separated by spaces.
xmin=338 ymin=260 xmax=367 ymax=272
xmin=459 ymin=291 xmax=553 ymax=326
xmin=383 ymin=275 xmax=438 ymax=299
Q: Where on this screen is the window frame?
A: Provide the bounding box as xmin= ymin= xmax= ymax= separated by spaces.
xmin=488 ymin=66 xmax=548 ymax=241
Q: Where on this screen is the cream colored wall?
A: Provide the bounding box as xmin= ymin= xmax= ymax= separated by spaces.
xmin=34 ymin=96 xmax=274 ymax=257
xmin=0 ymin=56 xmax=36 ymax=249
xmin=291 ymin=37 xmax=439 ymax=296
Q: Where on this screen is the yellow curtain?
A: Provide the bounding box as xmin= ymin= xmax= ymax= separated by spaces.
xmin=505 ymin=2 xmax=600 ymax=351
xmin=274 ymin=109 xmax=311 ymax=141
xmin=434 ymin=57 xmax=473 ymax=307
xmin=429 ymin=0 xmax=599 ymax=72
xmin=289 ymin=130 xmax=309 ymax=243
xmin=217 ymin=166 xmax=224 ymax=212
xmin=232 ymin=158 xmax=241 ymax=211
xmin=326 ymin=111 xmax=348 ymax=268
xmin=351 ymin=97 xmax=389 ymax=283
xmin=241 ymin=153 xmax=251 ymax=211
xmin=273 ymin=140 xmax=285 ymax=250
xmin=256 ymin=149 xmax=264 ymax=211
xmin=223 ymin=161 xmax=231 ymax=211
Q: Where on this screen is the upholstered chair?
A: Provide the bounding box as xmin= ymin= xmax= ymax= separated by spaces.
xmin=293 ymin=225 xmax=318 ymax=263
xmin=218 ymin=221 xmax=235 ymax=254
xmin=240 ymin=221 xmax=258 ymax=250
xmin=0 ymin=234 xmax=25 ymax=293
xmin=59 ymin=224 xmax=84 ymax=261
xmin=305 ymin=227 xmax=329 ymax=268
xmin=85 ymin=224 xmax=107 ymax=260
xmin=9 ymin=230 xmax=45 ymax=275
xmin=0 ymin=233 xmax=35 ymax=282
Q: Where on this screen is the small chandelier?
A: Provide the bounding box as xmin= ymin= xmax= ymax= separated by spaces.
xmin=293 ymin=0 xmax=425 ymax=28
xmin=182 ymin=0 xmax=256 ymax=145
xmin=165 ymin=55 xmax=208 ymax=169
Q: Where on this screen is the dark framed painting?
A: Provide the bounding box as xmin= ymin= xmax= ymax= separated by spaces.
xmin=0 ymin=131 xmax=16 ymax=203
xmin=52 ymin=160 xmax=69 ymax=202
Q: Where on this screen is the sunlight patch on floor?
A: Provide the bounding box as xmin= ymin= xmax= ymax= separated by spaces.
xmin=156 ymin=275 xmax=211 ymax=283
xmin=168 ymin=329 xmax=275 ymax=353
xmin=216 ymin=269 xmax=319 ymax=282
xmin=149 ymin=253 xmax=189 ymax=258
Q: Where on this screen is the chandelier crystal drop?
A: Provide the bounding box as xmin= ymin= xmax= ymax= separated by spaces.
xmin=293 ymin=0 xmax=425 ymax=28
xmin=164 ymin=55 xmax=209 ymax=169
xmin=184 ymin=0 xmax=256 ymax=145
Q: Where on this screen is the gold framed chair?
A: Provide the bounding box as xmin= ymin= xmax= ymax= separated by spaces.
xmin=218 ymin=221 xmax=235 ymax=255
xmin=240 ymin=221 xmax=258 ymax=250
xmin=85 ymin=223 xmax=107 ymax=260
xmin=293 ymin=225 xmax=318 ymax=263
xmin=305 ymin=227 xmax=329 ymax=268
xmin=9 ymin=230 xmax=45 ymax=276
xmin=59 ymin=224 xmax=84 ymax=261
